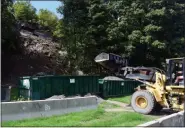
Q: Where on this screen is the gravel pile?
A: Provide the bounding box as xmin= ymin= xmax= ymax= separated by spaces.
xmin=103 ymin=76 xmax=124 ymax=81
xmin=46 ymin=95 xmax=65 ymax=100
xmin=46 ymin=95 xmax=84 ymax=100
xmin=84 ymin=93 xmax=91 ymax=97
xmin=66 ymin=95 xmax=81 ymax=98
xmin=46 ymin=94 xmax=101 ymax=101
xmin=96 ymin=96 xmax=105 ymax=104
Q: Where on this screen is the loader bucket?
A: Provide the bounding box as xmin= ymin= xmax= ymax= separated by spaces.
xmin=94 ymin=52 xmax=128 ymax=72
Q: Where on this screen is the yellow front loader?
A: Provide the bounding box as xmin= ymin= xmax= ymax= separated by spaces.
xmin=94 ymin=53 xmax=184 ymax=114
xmin=124 ymin=58 xmax=185 ymax=114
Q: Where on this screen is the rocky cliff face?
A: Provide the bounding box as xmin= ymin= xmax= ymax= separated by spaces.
xmin=2 ymin=29 xmax=68 ymax=87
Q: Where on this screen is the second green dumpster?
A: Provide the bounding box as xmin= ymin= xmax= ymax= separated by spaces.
xmin=99 ymin=79 xmax=142 ymax=98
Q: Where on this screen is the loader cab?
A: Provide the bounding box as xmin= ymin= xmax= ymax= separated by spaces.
xmin=166 ymin=57 xmax=185 ymax=86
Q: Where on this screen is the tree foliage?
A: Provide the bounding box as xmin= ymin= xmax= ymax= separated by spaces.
xmin=58 ymin=0 xmax=92 ymax=73
xmin=59 ymin=0 xmax=185 ymax=73
xmin=38 ymin=9 xmax=58 ymax=31
xmin=2 ymin=0 xmax=19 ymax=53
xmin=2 ymin=0 xmax=185 ymax=75
xmin=13 ymin=1 xmax=37 ymax=22
xmin=53 ymin=19 xmax=65 ymax=39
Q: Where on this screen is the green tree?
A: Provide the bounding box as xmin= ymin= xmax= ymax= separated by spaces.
xmin=124 ymin=0 xmax=185 ymax=67
xmin=13 ymin=1 xmax=37 ymax=22
xmin=87 ymin=0 xmax=113 ymax=53
xmin=106 ymin=0 xmax=185 ymax=67
xmin=53 ymin=19 xmax=65 ymax=39
xmin=2 ymin=0 xmax=19 ymax=52
xmin=58 ymin=0 xmax=91 ymax=73
xmin=38 ymin=9 xmax=58 ymax=32
xmin=58 ymin=0 xmax=185 ymax=73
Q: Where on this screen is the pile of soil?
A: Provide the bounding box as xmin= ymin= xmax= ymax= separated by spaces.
xmin=103 ymin=76 xmax=124 ymax=81
xmin=1 ymin=30 xmax=68 ymax=87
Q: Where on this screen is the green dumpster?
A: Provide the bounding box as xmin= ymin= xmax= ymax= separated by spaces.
xmin=19 ymin=75 xmax=104 ymax=100
xmin=99 ymin=79 xmax=142 ymax=98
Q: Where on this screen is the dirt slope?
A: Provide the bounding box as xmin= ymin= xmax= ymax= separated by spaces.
xmin=2 ymin=30 xmax=68 ymax=87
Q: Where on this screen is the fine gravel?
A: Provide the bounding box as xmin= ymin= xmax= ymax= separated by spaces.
xmin=46 ymin=94 xmax=105 ymax=105
xmin=96 ymin=96 xmax=105 ymax=104
xmin=103 ymin=76 xmax=124 ymax=81
xmin=46 ymin=94 xmax=95 ymax=100
xmin=46 ymin=95 xmax=65 ymax=100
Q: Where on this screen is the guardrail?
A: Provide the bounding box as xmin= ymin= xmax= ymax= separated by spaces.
xmin=2 ymin=96 xmax=98 ymax=122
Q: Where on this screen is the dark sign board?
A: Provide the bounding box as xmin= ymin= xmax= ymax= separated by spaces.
xmin=109 ymin=53 xmax=128 ymax=66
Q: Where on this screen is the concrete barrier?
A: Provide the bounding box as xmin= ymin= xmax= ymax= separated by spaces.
xmin=138 ymin=111 xmax=184 ymax=127
xmin=2 ymin=96 xmax=98 ymax=122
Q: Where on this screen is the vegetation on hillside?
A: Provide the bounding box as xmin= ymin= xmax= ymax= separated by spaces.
xmin=13 ymin=1 xmax=38 ymax=23
xmin=2 ymin=0 xmax=19 ymax=53
xmin=37 ymin=9 xmax=59 ymax=35
xmin=2 ymin=0 xmax=185 ymax=79
xmin=59 ymin=0 xmax=185 ymax=73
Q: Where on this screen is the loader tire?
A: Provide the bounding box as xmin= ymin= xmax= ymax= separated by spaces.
xmin=131 ymin=90 xmax=155 ymax=114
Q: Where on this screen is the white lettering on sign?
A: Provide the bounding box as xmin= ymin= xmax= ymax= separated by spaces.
xmin=121 ymin=82 xmax=124 ymax=86
xmin=45 ymin=104 xmax=51 ymax=111
xmin=33 ymin=77 xmax=38 ymax=80
xmin=70 ymin=79 xmax=75 ymax=83
xmin=23 ymin=79 xmax=30 ymax=89
xmin=22 ymin=106 xmax=26 ymax=110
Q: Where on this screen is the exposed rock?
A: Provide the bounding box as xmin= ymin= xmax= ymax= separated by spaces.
xmin=58 ymin=50 xmax=67 ymax=57
xmin=72 ymin=70 xmax=84 ymax=76
xmin=2 ymin=29 xmax=68 ymax=87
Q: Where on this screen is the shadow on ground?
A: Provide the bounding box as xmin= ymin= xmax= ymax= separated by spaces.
xmin=152 ymin=108 xmax=176 ymax=116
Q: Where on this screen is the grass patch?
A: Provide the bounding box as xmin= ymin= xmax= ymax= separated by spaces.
xmin=108 ymin=95 xmax=131 ymax=104
xmin=2 ymin=102 xmax=157 ymax=127
xmin=99 ymin=101 xmax=120 ymax=109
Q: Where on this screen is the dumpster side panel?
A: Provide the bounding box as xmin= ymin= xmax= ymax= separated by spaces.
xmin=102 ymin=80 xmax=142 ymax=98
xmin=19 ymin=75 xmax=104 ymax=100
